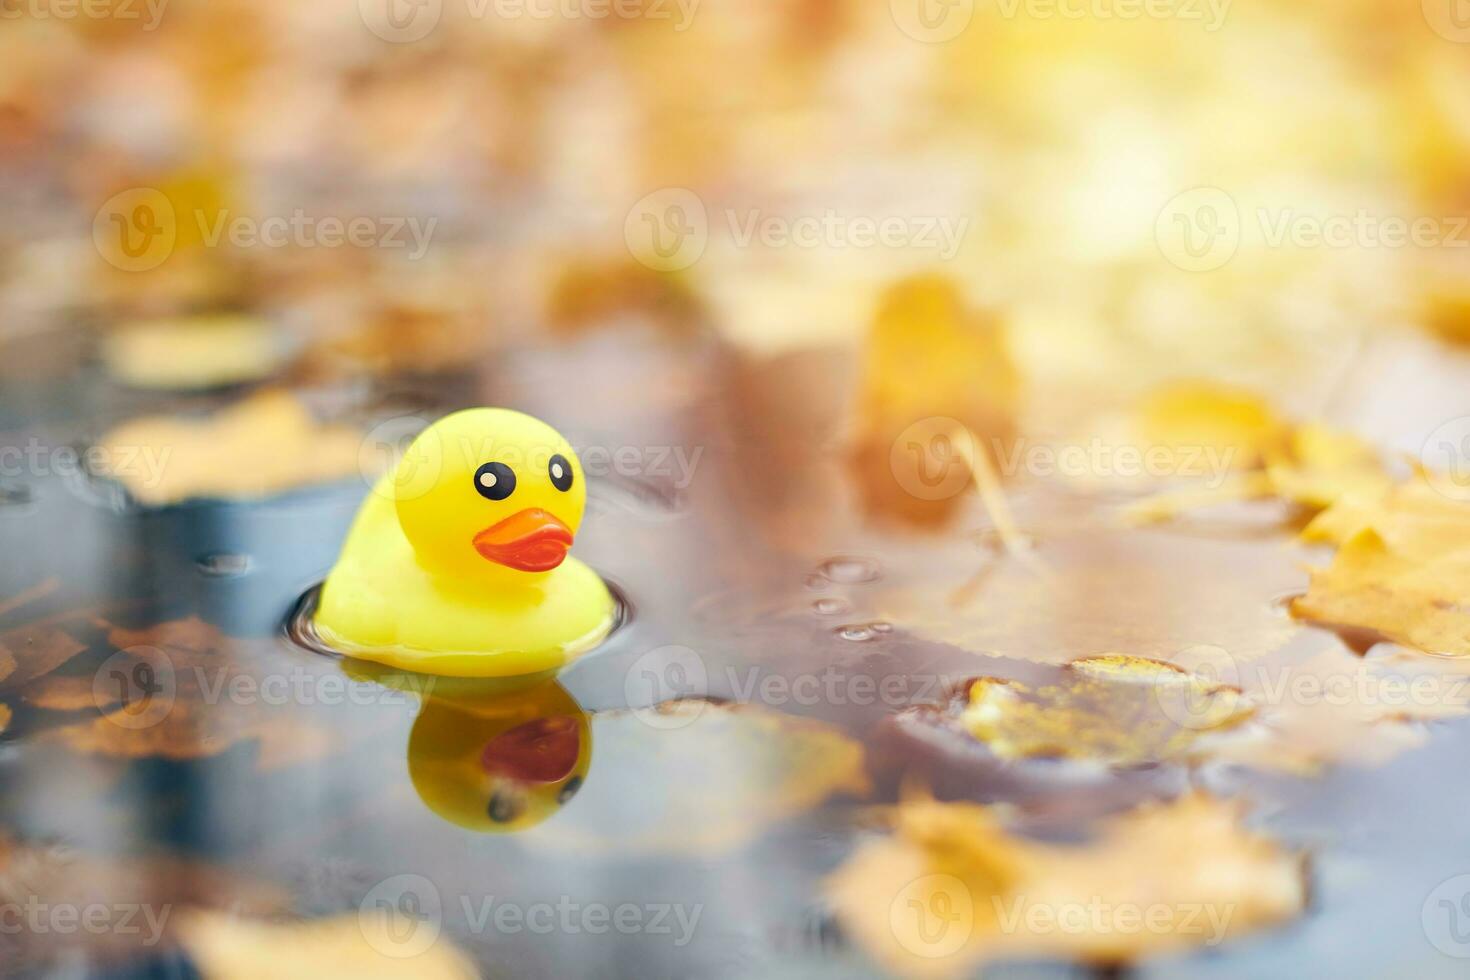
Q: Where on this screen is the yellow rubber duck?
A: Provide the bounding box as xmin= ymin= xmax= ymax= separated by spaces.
xmin=314 ymin=409 xmax=616 ymax=677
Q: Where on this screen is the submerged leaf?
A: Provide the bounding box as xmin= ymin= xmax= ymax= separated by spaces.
xmin=960 ymin=657 xmax=1251 ymax=767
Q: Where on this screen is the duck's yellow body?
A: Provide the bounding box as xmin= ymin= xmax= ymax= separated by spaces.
xmin=315 ymin=409 xmax=616 ymax=677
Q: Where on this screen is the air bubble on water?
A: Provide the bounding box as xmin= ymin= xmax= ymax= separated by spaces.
xmin=812 ymin=597 xmax=853 ymax=616
xmin=815 ymin=556 xmax=881 ymax=584
xmin=196 ymin=553 xmax=252 ymax=577
xmin=834 ymin=621 xmax=892 ymax=642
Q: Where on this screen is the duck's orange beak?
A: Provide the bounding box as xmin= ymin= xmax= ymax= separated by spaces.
xmin=472 ymin=508 xmax=573 ymax=572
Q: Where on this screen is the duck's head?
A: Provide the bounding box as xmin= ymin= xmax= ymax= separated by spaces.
xmin=392 ymin=409 xmax=586 ymax=586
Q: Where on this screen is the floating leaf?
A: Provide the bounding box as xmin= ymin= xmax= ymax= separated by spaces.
xmin=95 ymin=390 xmax=365 ymax=506
xmin=1293 ymin=528 xmax=1470 ymax=656
xmin=1137 ymin=381 xmax=1287 ymax=472
xmin=179 ymin=911 xmax=479 ymax=980
xmin=1127 ymin=384 xmax=1389 ymax=522
xmin=827 ymin=793 xmax=1304 ymax=978
xmin=102 ymin=314 xmax=287 ymax=391
xmin=959 ymin=657 xmax=1251 ymax=767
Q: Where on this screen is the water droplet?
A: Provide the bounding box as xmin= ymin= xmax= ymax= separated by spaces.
xmin=196 ymin=553 xmax=252 ymax=577
xmin=816 ymin=556 xmax=881 ymax=584
xmin=835 ymin=621 xmax=892 ymax=642
xmin=812 ymin=597 xmax=853 ymax=616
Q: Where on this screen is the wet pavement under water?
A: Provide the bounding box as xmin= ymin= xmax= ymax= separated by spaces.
xmin=1 ymin=322 xmax=1470 ymax=977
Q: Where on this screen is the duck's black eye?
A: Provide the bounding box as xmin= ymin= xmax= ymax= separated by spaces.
xmin=487 ymin=789 xmax=524 ymax=823
xmin=548 ymin=454 xmax=573 ymax=492
xmin=474 ymin=462 xmax=516 ymax=501
xmin=557 ymin=775 xmax=583 ymax=804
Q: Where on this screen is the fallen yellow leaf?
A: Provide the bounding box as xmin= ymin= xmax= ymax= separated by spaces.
xmin=179 ymin=911 xmax=479 ymax=980
xmin=102 ymin=314 xmax=286 ymax=391
xmin=1293 ymin=528 xmax=1470 ymax=656
xmin=828 ymin=793 xmax=1304 ymax=978
xmin=95 ymin=390 xmax=366 ymax=506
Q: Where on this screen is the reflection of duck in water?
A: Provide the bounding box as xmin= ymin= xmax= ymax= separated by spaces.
xmin=348 ymin=662 xmax=591 ymax=832
xmin=315 ymin=409 xmax=616 ymax=677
